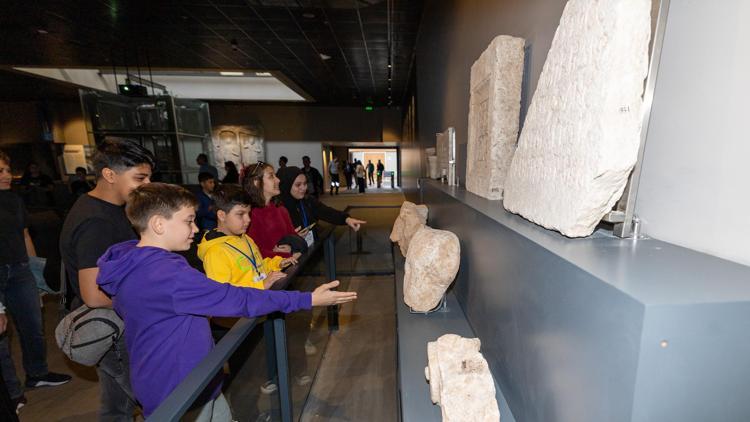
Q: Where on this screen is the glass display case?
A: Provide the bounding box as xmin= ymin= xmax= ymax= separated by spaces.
xmin=80 ymin=89 xmax=212 ymax=184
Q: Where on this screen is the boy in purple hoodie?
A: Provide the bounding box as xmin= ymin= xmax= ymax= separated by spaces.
xmin=96 ymin=183 xmax=357 ymax=419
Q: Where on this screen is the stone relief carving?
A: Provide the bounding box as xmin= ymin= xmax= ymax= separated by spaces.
xmin=503 ymin=0 xmax=651 ymax=237
xmin=425 ymin=334 xmax=500 ymax=422
xmin=403 ymin=226 xmax=460 ymax=312
xmin=390 ymin=201 xmax=429 ymax=256
xmin=466 ymin=35 xmax=525 ymax=200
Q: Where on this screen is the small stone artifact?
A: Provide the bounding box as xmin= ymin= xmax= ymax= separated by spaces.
xmin=403 ymin=226 xmax=460 ymax=312
xmin=390 ymin=201 xmax=429 ymax=256
xmin=503 ymin=0 xmax=651 ymax=237
xmin=425 ymin=334 xmax=500 ymax=422
xmin=466 ymin=35 xmax=525 ymax=200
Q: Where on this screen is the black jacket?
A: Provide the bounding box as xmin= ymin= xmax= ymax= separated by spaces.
xmin=277 ymin=167 xmax=349 ymax=232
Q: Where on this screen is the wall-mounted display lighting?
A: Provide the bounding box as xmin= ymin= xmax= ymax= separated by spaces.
xmin=220 ymin=71 xmax=244 ymax=76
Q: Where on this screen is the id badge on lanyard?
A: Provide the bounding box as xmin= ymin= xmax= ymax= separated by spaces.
xmin=303 ymin=230 xmax=314 ymax=247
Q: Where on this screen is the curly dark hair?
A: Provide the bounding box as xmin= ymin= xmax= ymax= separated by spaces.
xmin=241 ymin=161 xmax=278 ymax=208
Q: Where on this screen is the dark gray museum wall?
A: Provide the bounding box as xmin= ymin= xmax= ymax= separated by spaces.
xmin=209 ymin=103 xmax=402 ymax=143
xmin=404 ymin=0 xmax=569 ymax=199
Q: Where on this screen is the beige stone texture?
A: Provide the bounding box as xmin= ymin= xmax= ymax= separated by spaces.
xmin=503 ymin=0 xmax=651 ymax=237
xmin=390 ymin=201 xmax=429 ymax=256
xmin=403 ymin=226 xmax=460 ymax=312
xmin=425 ymin=334 xmax=499 ymax=422
xmin=466 ymin=35 xmax=525 ymax=200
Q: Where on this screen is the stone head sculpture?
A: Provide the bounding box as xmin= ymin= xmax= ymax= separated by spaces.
xmin=403 ymin=226 xmax=460 ymax=312
xmin=390 ymin=201 xmax=429 ymax=256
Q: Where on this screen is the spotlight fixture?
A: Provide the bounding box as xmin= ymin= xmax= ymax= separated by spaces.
xmin=387 ymin=64 xmax=392 ymax=68
xmin=302 ymin=12 xmax=315 ymax=19
xmin=231 ymin=39 xmax=239 ymax=51
xmin=37 ymin=28 xmax=49 ymax=34
xmin=319 ymin=53 xmax=331 ymax=61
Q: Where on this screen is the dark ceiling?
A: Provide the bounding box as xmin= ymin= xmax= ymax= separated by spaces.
xmin=0 ymin=0 xmax=423 ymax=106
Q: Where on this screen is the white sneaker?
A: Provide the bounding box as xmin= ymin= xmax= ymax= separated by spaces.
xmin=260 ymin=380 xmax=277 ymax=395
xmin=304 ymin=339 xmax=318 ymax=356
xmin=295 ymin=375 xmax=312 ymax=386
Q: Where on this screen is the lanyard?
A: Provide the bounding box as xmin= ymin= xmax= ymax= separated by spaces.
xmin=299 ymin=202 xmax=309 ymax=227
xmin=225 ymin=238 xmax=260 ymax=274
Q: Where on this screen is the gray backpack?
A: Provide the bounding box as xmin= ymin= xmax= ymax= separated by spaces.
xmin=55 ymin=305 xmax=124 ymax=366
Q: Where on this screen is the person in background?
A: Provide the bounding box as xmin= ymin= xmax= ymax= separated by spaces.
xmin=328 ymin=157 xmax=340 ymax=195
xmin=278 ymin=156 xmax=288 ymax=172
xmin=243 ymin=162 xmax=306 ymax=258
xmin=95 ymin=183 xmax=356 ymax=419
xmin=0 ymin=150 xmax=71 ymax=416
xmin=343 ymin=160 xmax=353 ymax=191
xmin=196 ymin=153 xmax=219 ymax=180
xmin=355 ymin=160 xmax=366 ymax=194
xmin=278 ymin=167 xmax=366 ymax=245
xmin=0 ymin=302 xmax=19 ymax=421
xmin=70 ymin=166 xmax=94 ymax=199
xmin=60 ymin=139 xmax=155 ymax=421
xmin=301 ymin=156 xmax=323 ymax=199
xmin=196 ymin=172 xmax=217 ymax=232
xmin=376 ymin=159 xmax=385 ymax=188
xmin=20 ymin=162 xmax=53 ymax=188
xmin=222 ymin=161 xmax=239 ymax=184
xmin=366 ymin=160 xmax=375 ymax=186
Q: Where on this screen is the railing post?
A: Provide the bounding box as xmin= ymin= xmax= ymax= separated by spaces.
xmin=272 ymin=313 xmax=293 ymax=422
xmin=263 ymin=318 xmax=277 ymax=383
xmin=324 ymin=235 xmax=339 ymax=331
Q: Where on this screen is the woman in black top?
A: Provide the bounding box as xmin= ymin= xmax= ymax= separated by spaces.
xmin=277 ymin=166 xmax=366 ymax=243
xmin=222 ymin=161 xmax=239 ymax=184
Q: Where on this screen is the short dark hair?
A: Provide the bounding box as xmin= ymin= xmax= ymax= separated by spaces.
xmin=0 ymin=150 xmax=9 ymax=165
xmin=75 ymin=166 xmax=87 ymax=174
xmin=279 ymin=156 xmax=288 ymax=164
xmin=198 ymin=172 xmax=215 ymax=183
xmin=241 ymin=162 xmax=276 ymax=208
xmin=93 ymin=138 xmax=155 ymax=180
xmin=126 ymin=183 xmax=198 ymax=233
xmin=197 ymin=153 xmax=208 ymax=162
xmin=302 ymin=156 xmax=310 ymax=161
xmin=213 ymin=184 xmax=251 ymax=213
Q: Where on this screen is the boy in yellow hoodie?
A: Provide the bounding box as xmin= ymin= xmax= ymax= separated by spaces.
xmin=197 ymin=184 xmax=299 ymax=289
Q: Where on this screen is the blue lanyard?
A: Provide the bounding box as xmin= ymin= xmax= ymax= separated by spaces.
xmin=299 ymin=202 xmax=309 ymax=227
xmin=225 ymin=238 xmax=260 ymax=273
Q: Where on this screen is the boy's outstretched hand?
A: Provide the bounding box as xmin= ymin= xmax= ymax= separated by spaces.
xmin=311 ymin=280 xmax=357 ymax=306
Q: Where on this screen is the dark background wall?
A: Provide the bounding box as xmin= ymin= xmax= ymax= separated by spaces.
xmin=209 ymin=103 xmax=402 ymax=143
xmin=407 ymin=0 xmax=569 ymax=195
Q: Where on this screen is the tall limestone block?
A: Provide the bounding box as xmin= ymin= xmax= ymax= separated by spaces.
xmin=466 ymin=35 xmax=525 ymax=200
xmin=425 ymin=334 xmax=500 ymax=422
xmin=503 ymin=0 xmax=651 ymax=237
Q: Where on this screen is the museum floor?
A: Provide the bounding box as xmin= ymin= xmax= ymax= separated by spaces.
xmin=10 ymin=191 xmax=405 ymax=422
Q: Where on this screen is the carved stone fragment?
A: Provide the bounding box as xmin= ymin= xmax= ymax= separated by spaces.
xmin=425 ymin=334 xmax=499 ymax=422
xmin=390 ymin=201 xmax=429 ymax=256
xmin=403 ymin=226 xmax=460 ymax=312
xmin=466 ymin=35 xmax=525 ymax=200
xmin=503 ymin=0 xmax=651 ymax=237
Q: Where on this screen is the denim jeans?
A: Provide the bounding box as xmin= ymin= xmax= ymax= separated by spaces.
xmin=97 ymin=332 xmax=138 ymax=421
xmin=0 ymin=262 xmax=49 ymax=398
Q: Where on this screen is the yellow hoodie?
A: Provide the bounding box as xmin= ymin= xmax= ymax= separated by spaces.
xmin=197 ymin=230 xmax=283 ymax=289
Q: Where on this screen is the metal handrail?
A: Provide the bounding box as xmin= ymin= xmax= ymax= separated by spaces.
xmin=147 ymin=225 xmax=337 ymax=422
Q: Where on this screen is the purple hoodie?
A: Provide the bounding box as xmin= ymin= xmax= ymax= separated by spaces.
xmin=97 ymin=240 xmax=312 ymax=416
